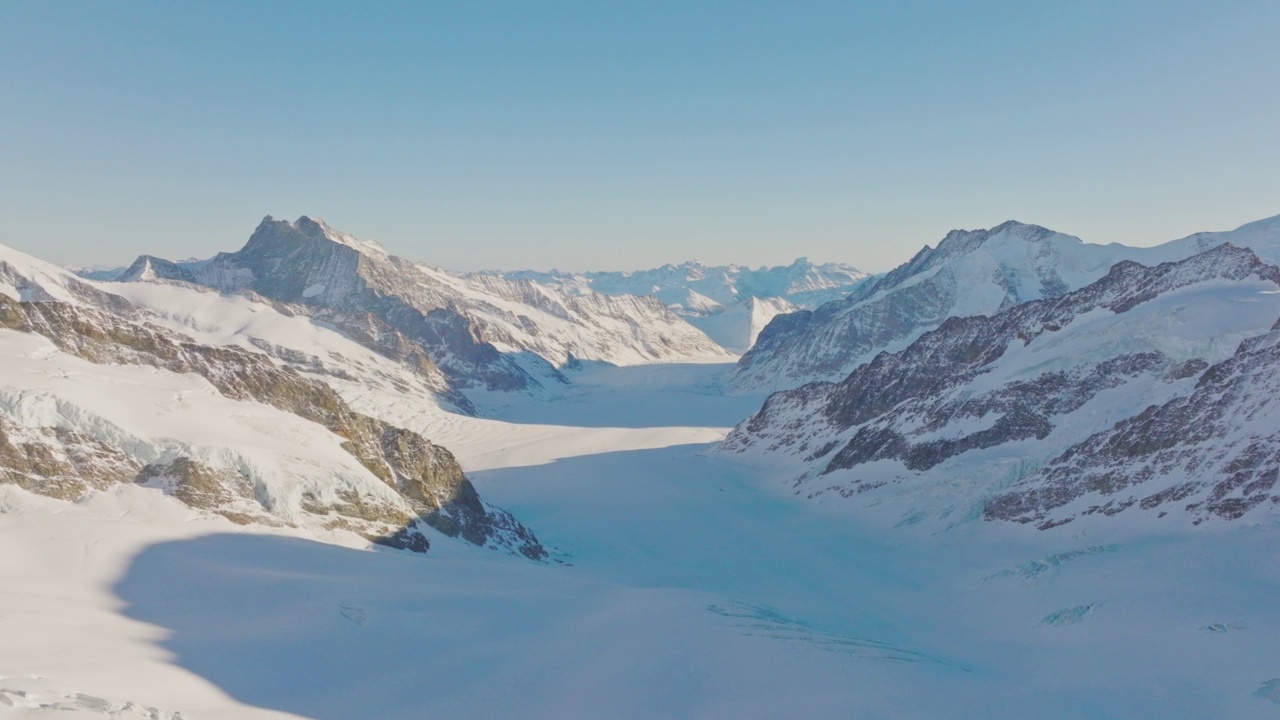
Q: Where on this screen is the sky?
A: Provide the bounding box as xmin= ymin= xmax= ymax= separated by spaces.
xmin=1 ymin=1 xmax=1278 ymax=273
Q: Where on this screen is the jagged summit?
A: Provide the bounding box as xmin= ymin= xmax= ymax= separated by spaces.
xmin=925 ymin=221 xmax=1069 ymax=266
xmin=97 ymin=216 xmax=729 ymax=394
xmin=900 ymin=220 xmax=1060 ymax=262
xmin=0 ymin=246 xmax=546 ymax=557
xmin=945 ymin=219 xmax=1059 ymax=243
xmin=244 ymin=215 xmax=389 ymax=259
xmin=728 ymin=214 xmax=1280 ymax=393
xmin=730 ymin=221 xmax=1110 ymax=392
xmin=873 ymin=221 xmax=1082 ymax=296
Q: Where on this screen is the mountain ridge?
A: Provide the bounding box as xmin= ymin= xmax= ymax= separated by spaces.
xmin=720 ymin=242 xmax=1280 ymax=530
xmin=0 ymin=239 xmax=545 ymax=557
xmin=109 ymin=216 xmax=732 ymax=396
xmin=485 ymin=257 xmax=871 ymax=354
xmin=731 ymin=214 xmax=1280 ymax=393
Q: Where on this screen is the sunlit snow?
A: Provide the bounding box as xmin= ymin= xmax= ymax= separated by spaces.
xmin=1 ymin=359 xmax=1277 ymax=719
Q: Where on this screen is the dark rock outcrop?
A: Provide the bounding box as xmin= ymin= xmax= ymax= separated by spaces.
xmin=723 ymin=244 xmax=1280 ymax=528
xmin=986 ymin=317 xmax=1280 ymax=527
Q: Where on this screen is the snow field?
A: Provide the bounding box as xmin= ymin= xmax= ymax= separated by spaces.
xmin=2 ymin=350 xmax=1279 ymax=719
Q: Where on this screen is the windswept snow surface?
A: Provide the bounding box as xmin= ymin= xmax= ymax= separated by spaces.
xmin=2 ymin=362 xmax=1278 ymax=718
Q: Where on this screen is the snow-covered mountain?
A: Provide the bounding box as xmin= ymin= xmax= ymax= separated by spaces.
xmin=7 ymin=218 xmax=1280 ymax=720
xmin=986 ymin=312 xmax=1280 ymax=528
xmin=731 ymin=216 xmax=1280 ymax=392
xmin=113 ymin=216 xmax=731 ymax=394
xmin=720 ymin=244 xmax=1280 ymax=530
xmin=0 ymin=241 xmax=544 ymax=558
xmin=491 ymin=258 xmax=870 ymax=354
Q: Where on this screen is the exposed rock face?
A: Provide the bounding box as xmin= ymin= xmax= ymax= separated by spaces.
xmin=0 ymin=249 xmax=545 ymax=559
xmin=730 ymin=216 xmax=1280 ymax=393
xmin=137 ymin=457 xmax=263 ymax=519
xmin=721 ymin=245 xmax=1280 ymax=529
xmin=126 ymin=216 xmax=728 ymax=393
xmin=0 ymin=416 xmax=141 ymax=500
xmin=185 ymin=216 xmax=539 ymax=392
xmin=730 ymin=222 xmax=1099 ymax=391
xmin=985 ymin=316 xmax=1280 ymax=528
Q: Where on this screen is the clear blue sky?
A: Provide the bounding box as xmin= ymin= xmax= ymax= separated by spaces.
xmin=2 ymin=1 xmax=1277 ymax=272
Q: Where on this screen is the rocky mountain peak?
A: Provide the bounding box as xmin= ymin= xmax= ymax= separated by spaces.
xmin=118 ymin=255 xmax=196 ymax=284
xmin=243 ymin=215 xmax=387 ymax=261
xmin=931 ymin=220 xmax=1065 ymax=259
xmin=99 ymin=217 xmax=730 ymax=394
xmin=0 ymin=253 xmax=547 ymax=558
xmin=730 ymin=221 xmax=1091 ymax=392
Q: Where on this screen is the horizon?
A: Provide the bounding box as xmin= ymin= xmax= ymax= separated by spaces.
xmin=54 ymin=209 xmax=1280 ymax=277
xmin=3 ymin=2 xmax=1279 ymax=272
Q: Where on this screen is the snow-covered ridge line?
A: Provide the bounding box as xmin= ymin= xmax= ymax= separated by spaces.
xmin=490 ymin=256 xmax=869 ymax=308
xmin=482 ymin=257 xmax=872 ymax=354
xmin=104 ymin=215 xmax=731 ymax=397
xmin=721 ymin=243 xmax=1280 ymax=530
xmin=731 ymin=213 xmax=1280 ymax=393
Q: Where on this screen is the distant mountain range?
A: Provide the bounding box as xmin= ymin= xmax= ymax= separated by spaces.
xmin=33 ymin=210 xmax=1280 ymax=539
xmin=103 ymin=217 xmax=735 ymax=397
xmin=483 ymin=258 xmax=872 ymax=354
xmin=85 ymin=221 xmax=876 ymax=363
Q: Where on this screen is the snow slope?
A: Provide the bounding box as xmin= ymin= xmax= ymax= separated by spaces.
xmin=2 ymin=221 xmax=1280 ymax=719
xmin=682 ymin=295 xmax=799 ymax=354
xmin=3 ymin=360 xmax=1278 ymax=719
xmin=0 ymin=329 xmax=415 ymax=537
xmin=101 ymin=279 xmax=472 ymax=415
xmin=0 ymin=241 xmax=542 ymax=556
xmin=721 ymin=244 xmax=1280 ymax=530
xmin=733 ymin=214 xmax=1280 ymax=392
